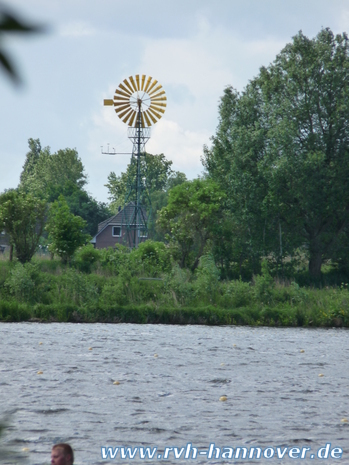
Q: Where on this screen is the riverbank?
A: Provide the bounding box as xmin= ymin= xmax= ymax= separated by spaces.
xmin=0 ymin=253 xmax=348 ymax=327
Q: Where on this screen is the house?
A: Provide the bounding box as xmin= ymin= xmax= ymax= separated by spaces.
xmin=91 ymin=202 xmax=149 ymax=249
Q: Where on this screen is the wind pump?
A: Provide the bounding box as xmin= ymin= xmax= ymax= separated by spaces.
xmin=102 ymin=75 xmax=167 ymax=247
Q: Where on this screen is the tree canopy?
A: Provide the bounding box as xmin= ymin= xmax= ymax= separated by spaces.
xmin=203 ymin=28 xmax=349 ymax=278
xmin=157 ymin=179 xmax=226 ymax=271
xmin=46 ymin=195 xmax=88 ymax=264
xmin=0 ymin=189 xmax=46 ymax=263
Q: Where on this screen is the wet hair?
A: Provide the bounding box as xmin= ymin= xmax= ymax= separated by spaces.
xmin=52 ymin=443 xmax=74 ymax=464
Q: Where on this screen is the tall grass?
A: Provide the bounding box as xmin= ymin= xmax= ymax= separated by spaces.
xmin=0 ymin=243 xmax=348 ymax=326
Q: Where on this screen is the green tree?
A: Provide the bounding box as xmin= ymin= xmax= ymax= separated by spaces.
xmin=0 ymin=190 xmax=46 ymax=263
xmin=105 ymin=153 xmax=175 ymax=211
xmin=46 ymin=195 xmax=88 ymax=264
xmin=20 ymin=144 xmax=87 ymax=196
xmin=20 ymin=138 xmax=41 ymax=185
xmin=19 ymin=139 xmax=110 ymax=235
xmin=203 ymin=28 xmax=349 ymax=278
xmin=157 ymin=179 xmax=226 ymax=271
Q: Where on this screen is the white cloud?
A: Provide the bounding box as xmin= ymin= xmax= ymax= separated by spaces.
xmin=59 ymin=20 xmax=96 ymax=37
xmin=147 ymin=119 xmax=209 ymax=178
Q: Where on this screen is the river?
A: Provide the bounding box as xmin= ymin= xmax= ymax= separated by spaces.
xmin=0 ymin=323 xmax=348 ymax=464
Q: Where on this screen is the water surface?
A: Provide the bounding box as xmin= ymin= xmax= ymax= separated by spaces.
xmin=0 ymin=323 xmax=348 ymax=464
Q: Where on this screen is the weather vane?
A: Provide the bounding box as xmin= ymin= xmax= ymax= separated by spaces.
xmin=102 ymin=74 xmax=167 ymax=247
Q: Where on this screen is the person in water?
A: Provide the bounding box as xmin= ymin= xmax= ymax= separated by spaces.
xmin=51 ymin=443 xmax=74 ymax=465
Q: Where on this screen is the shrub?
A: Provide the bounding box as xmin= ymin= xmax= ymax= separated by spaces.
xmin=73 ymin=244 xmax=101 ymax=273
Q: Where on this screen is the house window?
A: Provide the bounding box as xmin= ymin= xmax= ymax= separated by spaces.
xmin=112 ymin=226 xmax=121 ymax=237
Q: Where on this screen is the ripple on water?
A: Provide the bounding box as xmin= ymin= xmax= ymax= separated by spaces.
xmin=0 ymin=323 xmax=348 ymax=464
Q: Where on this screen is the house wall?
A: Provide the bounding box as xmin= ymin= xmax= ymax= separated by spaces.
xmin=95 ymin=224 xmax=147 ymax=249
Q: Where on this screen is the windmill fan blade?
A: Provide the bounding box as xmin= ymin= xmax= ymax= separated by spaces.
xmin=118 ymin=107 xmax=133 ymax=119
xmin=114 ymin=103 xmax=131 ymax=112
xmin=123 ymin=78 xmax=134 ymax=94
xmin=135 ymin=74 xmax=140 ymax=90
xmin=147 ymin=79 xmax=158 ymax=95
xmin=129 ymin=76 xmax=138 ymax=92
xmin=151 ymin=96 xmax=167 ymax=102
xmin=150 ymin=101 xmax=166 ymax=108
xmin=114 ymin=97 xmax=131 ymax=103
xmin=148 ymin=107 xmax=162 ymax=120
xmin=129 ymin=111 xmax=137 ymax=127
xmin=141 ymin=74 xmax=146 ymax=91
xmin=150 ymin=90 xmax=166 ymax=100
xmin=148 ymin=84 xmax=163 ymax=96
xmin=118 ymin=83 xmax=133 ymax=95
xmin=143 ymin=111 xmax=152 ymax=127
xmin=122 ymin=109 xmax=134 ymax=124
xmin=143 ymin=76 xmax=153 ymax=93
xmin=150 ymin=104 xmax=165 ymax=114
xmin=125 ymin=110 xmax=137 ymax=125
xmin=145 ymin=109 xmax=157 ymax=124
xmin=115 ymin=89 xmax=132 ymax=99
xmin=104 ymin=99 xmax=114 ymax=106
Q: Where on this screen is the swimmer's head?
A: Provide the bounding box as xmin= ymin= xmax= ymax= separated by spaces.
xmin=51 ymin=443 xmax=74 ymax=465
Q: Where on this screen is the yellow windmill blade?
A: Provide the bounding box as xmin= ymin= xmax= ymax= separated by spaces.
xmin=143 ymin=76 xmax=153 ymax=93
xmin=147 ymin=79 xmax=158 ymax=95
xmin=148 ymin=106 xmax=162 ymax=120
xmin=118 ymin=83 xmax=133 ymax=95
xmin=145 ymin=109 xmax=157 ymax=125
xmin=148 ymin=84 xmax=163 ymax=96
xmin=128 ymin=111 xmax=137 ymax=127
xmin=123 ymin=78 xmax=134 ymax=94
xmin=150 ymin=101 xmax=167 ymax=108
xmin=121 ymin=109 xmax=135 ymax=124
xmin=115 ymin=103 xmax=130 ymax=113
xmin=141 ymin=74 xmax=146 ymax=91
xmin=143 ymin=111 xmax=152 ymax=127
xmin=129 ymin=76 xmax=138 ymax=92
xmin=115 ymin=88 xmax=131 ymax=99
xmin=150 ymin=90 xmax=166 ymax=100
xmin=104 ymin=74 xmax=166 ymax=127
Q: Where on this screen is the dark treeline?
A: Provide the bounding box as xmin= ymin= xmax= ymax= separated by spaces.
xmin=1 ymin=28 xmax=349 ymax=325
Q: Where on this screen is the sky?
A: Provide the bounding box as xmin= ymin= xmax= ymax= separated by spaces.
xmin=1 ymin=0 xmax=348 ymax=203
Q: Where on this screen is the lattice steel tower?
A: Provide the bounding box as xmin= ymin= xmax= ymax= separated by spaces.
xmin=103 ymin=74 xmax=167 ymax=247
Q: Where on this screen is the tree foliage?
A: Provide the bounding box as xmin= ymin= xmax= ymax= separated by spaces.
xmin=105 ymin=153 xmax=187 ymax=210
xmin=20 ymin=143 xmax=87 ymax=196
xmin=157 ymin=179 xmax=226 ymax=271
xmin=0 ymin=190 xmax=46 ymax=263
xmin=203 ymin=28 xmax=349 ymax=278
xmin=46 ymin=195 xmax=89 ymax=264
xmin=19 ymin=139 xmax=110 ymax=235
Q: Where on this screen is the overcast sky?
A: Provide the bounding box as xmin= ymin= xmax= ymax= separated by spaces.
xmin=1 ymin=0 xmax=348 ymax=203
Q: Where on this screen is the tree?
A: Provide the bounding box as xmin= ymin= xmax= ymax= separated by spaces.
xmin=19 ymin=139 xmax=110 ymax=235
xmin=203 ymin=29 xmax=349 ymax=278
xmin=20 ymin=138 xmax=41 ymax=185
xmin=46 ymin=181 xmax=111 ymax=236
xmin=20 ymin=144 xmax=87 ymax=196
xmin=105 ymin=153 xmax=175 ymax=211
xmin=46 ymin=195 xmax=88 ymax=264
xmin=157 ymin=179 xmax=226 ymax=271
xmin=0 ymin=190 xmax=46 ymax=263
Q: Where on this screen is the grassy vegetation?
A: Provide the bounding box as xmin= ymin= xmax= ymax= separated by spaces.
xmin=0 ymin=242 xmax=349 ymax=327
